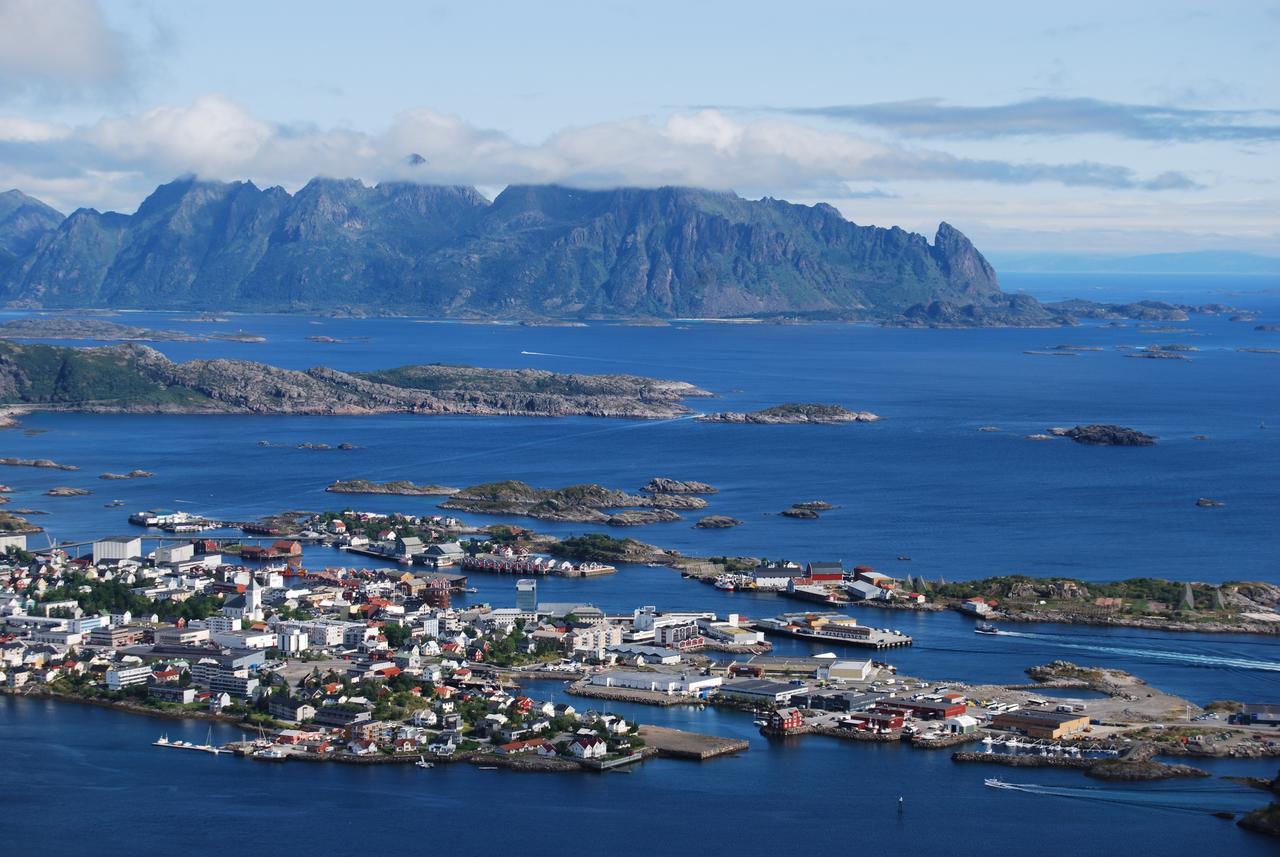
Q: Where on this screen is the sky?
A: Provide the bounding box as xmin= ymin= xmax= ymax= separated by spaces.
xmin=0 ymin=0 xmax=1277 ymax=256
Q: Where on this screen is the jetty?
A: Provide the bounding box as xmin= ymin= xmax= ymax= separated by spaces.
xmin=636 ymin=726 xmax=748 ymax=760
xmin=753 ymin=613 xmax=912 ymax=649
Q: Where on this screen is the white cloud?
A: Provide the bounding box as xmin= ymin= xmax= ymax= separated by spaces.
xmin=0 ymin=0 xmax=132 ymax=98
xmin=13 ymin=97 xmax=1188 ymax=201
xmin=86 ymin=95 xmax=273 ymax=173
xmin=2 ymin=95 xmax=1265 ymax=253
xmin=0 ymin=116 xmax=70 ymax=143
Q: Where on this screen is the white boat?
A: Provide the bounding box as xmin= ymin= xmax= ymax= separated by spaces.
xmin=154 ymin=727 xmax=223 ymax=755
xmin=415 ymin=755 xmax=435 ymax=769
xmin=253 ymin=747 xmax=287 ymax=761
xmin=984 ymin=777 xmax=1013 ymax=789
xmin=713 ymin=575 xmax=736 ymax=591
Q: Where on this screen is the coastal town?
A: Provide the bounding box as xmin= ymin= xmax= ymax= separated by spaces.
xmin=2 ymin=508 xmax=1278 ymax=791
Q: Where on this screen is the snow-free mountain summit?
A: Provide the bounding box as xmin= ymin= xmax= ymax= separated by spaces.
xmin=0 ymin=177 xmax=1035 ymax=322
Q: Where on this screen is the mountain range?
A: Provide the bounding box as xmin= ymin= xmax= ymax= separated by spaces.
xmin=0 ymin=177 xmax=1035 ymax=323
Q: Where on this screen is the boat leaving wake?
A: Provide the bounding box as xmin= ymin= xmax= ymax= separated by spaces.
xmin=983 ymin=778 xmax=1257 ymax=816
xmin=991 ymin=630 xmax=1280 ymax=673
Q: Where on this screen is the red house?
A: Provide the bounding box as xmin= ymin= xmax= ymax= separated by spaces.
xmin=770 ymin=707 xmax=804 ymax=732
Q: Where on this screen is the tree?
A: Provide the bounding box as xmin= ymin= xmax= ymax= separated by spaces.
xmin=383 ymin=623 xmax=412 ymax=648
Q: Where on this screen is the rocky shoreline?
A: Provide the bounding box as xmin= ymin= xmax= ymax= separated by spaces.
xmin=327 ymin=479 xmax=461 ymax=496
xmin=440 ymin=480 xmax=707 ymax=525
xmin=696 ymin=403 xmax=880 ymax=424
xmin=0 ymin=340 xmax=712 ymax=420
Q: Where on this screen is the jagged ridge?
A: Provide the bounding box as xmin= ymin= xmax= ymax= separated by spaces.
xmin=0 ymin=177 xmax=1011 ymax=321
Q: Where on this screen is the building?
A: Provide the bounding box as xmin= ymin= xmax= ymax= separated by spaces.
xmin=149 ymin=685 xmax=196 ymax=705
xmin=154 ymin=543 xmax=195 ymax=565
xmin=565 ymin=623 xmax=623 ymax=658
xmin=0 ymin=533 xmax=28 ymax=553
xmin=424 ymin=542 xmax=465 ymax=568
xmin=395 ymin=535 xmax=424 ymax=559
xmin=991 ymin=710 xmax=1090 ymax=740
xmin=716 ymin=678 xmax=808 ymax=705
xmin=211 ymin=629 xmax=276 ymax=650
xmin=817 ymin=660 xmax=874 ymax=683
xmin=879 ymin=700 xmax=968 ymax=721
xmin=93 ymin=536 xmax=142 ymax=564
xmin=588 ymin=671 xmax=722 ymax=697
xmin=568 ymin=736 xmax=606 ymax=759
xmin=750 ymin=565 xmax=806 ymax=589
xmin=268 ymin=697 xmax=317 ymax=723
xmin=654 ymin=621 xmax=704 ymax=651
xmin=313 ymin=705 xmax=373 ymax=729
xmin=87 ymin=626 xmax=144 ymax=649
xmin=153 ymin=627 xmax=210 ymax=646
xmin=769 ymin=707 xmax=804 ymax=732
xmin=106 ymin=663 xmax=152 ymax=690
xmin=516 ymin=579 xmax=537 ymax=612
xmin=806 ymin=562 xmax=845 ymax=581
xmin=1238 ymin=703 xmax=1280 ymax=726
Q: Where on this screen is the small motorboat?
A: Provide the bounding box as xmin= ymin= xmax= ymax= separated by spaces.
xmin=415 ymin=755 xmax=435 ymax=769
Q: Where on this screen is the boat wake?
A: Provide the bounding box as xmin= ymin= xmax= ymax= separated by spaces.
xmin=983 ymin=778 xmax=1256 ymax=816
xmin=992 ymin=630 xmax=1280 ymax=673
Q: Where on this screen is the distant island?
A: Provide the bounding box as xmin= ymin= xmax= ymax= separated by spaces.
xmin=1058 ymin=425 xmax=1157 ymax=446
xmin=0 ymin=340 xmax=710 ymax=420
xmin=697 ymin=403 xmax=880 ymax=424
xmin=440 ymin=480 xmax=707 ymax=525
xmin=327 ymin=479 xmax=460 ymax=496
xmin=0 ymin=317 xmax=265 ymax=343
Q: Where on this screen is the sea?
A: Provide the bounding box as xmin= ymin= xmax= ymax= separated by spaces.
xmin=1 ymin=272 xmax=1278 ymax=855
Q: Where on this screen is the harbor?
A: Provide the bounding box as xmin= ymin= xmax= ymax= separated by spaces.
xmin=753 ymin=612 xmax=913 ymax=649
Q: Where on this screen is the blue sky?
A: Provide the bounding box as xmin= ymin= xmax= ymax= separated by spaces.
xmin=1 ymin=0 xmax=1277 ymax=255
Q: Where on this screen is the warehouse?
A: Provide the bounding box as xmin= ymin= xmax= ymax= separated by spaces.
xmin=716 ymin=678 xmax=809 ymax=705
xmin=991 ymin=709 xmax=1090 ymax=739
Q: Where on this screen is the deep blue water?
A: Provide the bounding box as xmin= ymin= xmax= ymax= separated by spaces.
xmin=1 ymin=273 xmax=1278 ymax=853
xmin=1 ymin=693 xmax=1276 ymax=857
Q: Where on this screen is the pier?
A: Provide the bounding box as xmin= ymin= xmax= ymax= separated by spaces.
xmin=636 ymin=726 xmax=749 ymax=760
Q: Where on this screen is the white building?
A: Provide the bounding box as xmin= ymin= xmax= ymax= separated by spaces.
xmin=817 ymin=660 xmax=874 ymax=683
xmin=93 ymin=536 xmax=142 ymax=564
xmin=0 ymin=534 xmax=28 ymax=553
xmin=589 ymin=670 xmax=722 ymax=697
xmin=106 ymin=663 xmax=152 ymax=690
xmin=155 ymin=543 xmax=195 ymax=565
xmin=211 ymin=629 xmax=276 ymax=650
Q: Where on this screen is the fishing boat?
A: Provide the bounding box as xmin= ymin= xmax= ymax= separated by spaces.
xmin=974 ymin=621 xmax=999 ymax=635
xmin=252 ymin=747 xmax=287 ymax=761
xmin=713 ymin=575 xmax=736 ymax=591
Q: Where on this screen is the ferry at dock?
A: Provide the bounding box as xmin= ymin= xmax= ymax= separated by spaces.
xmin=754 ymin=612 xmax=912 ymax=649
